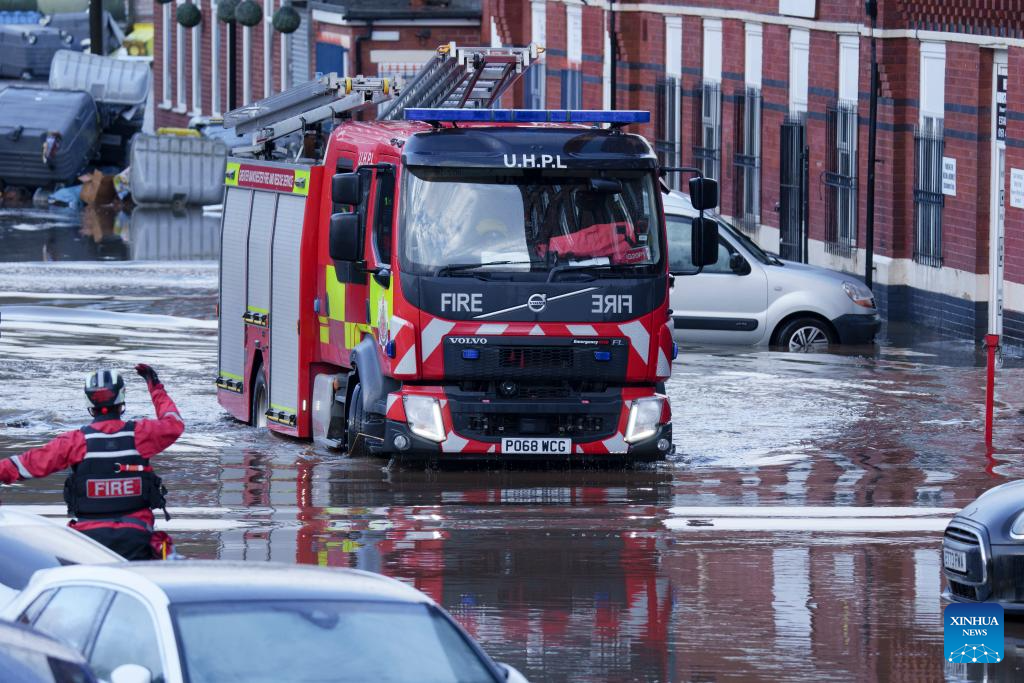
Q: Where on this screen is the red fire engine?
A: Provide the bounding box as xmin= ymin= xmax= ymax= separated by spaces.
xmin=216 ymin=44 xmax=718 ymax=463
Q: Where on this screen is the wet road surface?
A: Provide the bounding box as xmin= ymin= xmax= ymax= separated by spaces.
xmin=3 ymin=216 xmax=1024 ymax=681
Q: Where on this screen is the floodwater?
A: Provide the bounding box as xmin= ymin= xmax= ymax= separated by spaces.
xmin=3 ymin=209 xmax=1024 ymax=682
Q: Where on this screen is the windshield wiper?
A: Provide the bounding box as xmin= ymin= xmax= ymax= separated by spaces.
xmin=435 ymin=260 xmax=539 ymax=277
xmin=546 ymin=262 xmax=648 ymax=282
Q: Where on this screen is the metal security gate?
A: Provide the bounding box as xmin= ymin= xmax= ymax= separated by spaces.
xmin=267 ymin=194 xmax=307 ymax=427
xmin=217 ymin=187 xmax=253 ymax=392
xmin=780 ymin=117 xmax=808 ymax=262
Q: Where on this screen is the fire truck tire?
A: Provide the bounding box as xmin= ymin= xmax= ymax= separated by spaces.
xmin=346 ymin=382 xmax=368 ymax=457
xmin=250 ymin=367 xmax=269 ymax=429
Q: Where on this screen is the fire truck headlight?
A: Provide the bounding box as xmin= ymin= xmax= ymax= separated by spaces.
xmin=625 ymin=397 xmax=665 ymax=444
xmin=403 ymin=395 xmax=445 ymax=443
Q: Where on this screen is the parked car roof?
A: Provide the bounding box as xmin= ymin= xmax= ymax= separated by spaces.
xmin=0 ymin=509 xmax=122 ymax=609
xmin=27 ymin=560 xmax=432 ymax=605
xmin=662 ymin=190 xmax=698 ymax=216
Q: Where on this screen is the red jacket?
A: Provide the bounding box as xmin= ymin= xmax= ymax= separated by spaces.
xmin=0 ymin=383 xmax=184 ymax=527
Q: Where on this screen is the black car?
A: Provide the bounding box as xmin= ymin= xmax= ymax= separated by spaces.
xmin=0 ymin=618 xmax=98 ymax=683
xmin=942 ymin=480 xmax=1024 ymax=612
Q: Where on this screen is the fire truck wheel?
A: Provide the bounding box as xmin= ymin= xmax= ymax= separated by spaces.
xmin=251 ymin=367 xmax=269 ymax=429
xmin=346 ymin=382 xmax=367 ymax=457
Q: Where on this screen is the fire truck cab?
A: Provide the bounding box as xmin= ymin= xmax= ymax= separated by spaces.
xmin=216 ymin=46 xmax=718 ymax=463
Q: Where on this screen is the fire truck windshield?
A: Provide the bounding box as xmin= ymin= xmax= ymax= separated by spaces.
xmin=400 ymin=167 xmax=662 ymax=277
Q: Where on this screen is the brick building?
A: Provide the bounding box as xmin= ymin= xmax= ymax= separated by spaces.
xmin=486 ymin=0 xmax=1024 ymax=344
xmin=156 ymin=0 xmax=1024 ymax=344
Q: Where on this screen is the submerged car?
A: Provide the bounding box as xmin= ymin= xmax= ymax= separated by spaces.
xmin=942 ymin=481 xmax=1024 ymax=612
xmin=2 ymin=561 xmax=528 ymax=683
xmin=0 ymin=508 xmax=123 ymax=610
xmin=665 ymin=192 xmax=881 ymax=351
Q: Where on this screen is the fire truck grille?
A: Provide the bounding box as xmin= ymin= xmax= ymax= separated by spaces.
xmin=444 ymin=340 xmax=627 ymax=382
xmin=445 ymin=385 xmax=623 ymax=442
xmin=497 ymin=347 xmax=574 ymax=370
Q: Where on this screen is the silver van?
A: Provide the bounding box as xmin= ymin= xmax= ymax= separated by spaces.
xmin=665 ymin=191 xmax=880 ymax=351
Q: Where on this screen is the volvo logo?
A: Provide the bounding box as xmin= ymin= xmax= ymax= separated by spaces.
xmin=527 ymin=293 xmax=547 ymax=313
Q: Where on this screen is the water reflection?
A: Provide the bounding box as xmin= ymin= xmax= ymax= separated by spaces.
xmin=0 ymin=205 xmax=220 ymax=262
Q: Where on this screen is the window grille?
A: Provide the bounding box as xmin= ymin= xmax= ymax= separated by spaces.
xmin=824 ymin=101 xmax=858 ymax=256
xmin=732 ymin=87 xmax=762 ymax=231
xmin=692 ymin=81 xmax=722 ymax=181
xmin=913 ymin=117 xmax=945 ymax=267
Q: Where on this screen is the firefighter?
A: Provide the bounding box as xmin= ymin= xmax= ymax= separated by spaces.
xmin=0 ymin=365 xmax=183 ymax=560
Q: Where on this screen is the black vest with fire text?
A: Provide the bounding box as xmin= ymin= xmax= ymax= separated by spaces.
xmin=63 ymin=422 xmax=167 ymax=518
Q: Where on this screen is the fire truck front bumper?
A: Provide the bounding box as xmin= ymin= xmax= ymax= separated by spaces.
xmin=382 ymin=386 xmax=674 ymax=463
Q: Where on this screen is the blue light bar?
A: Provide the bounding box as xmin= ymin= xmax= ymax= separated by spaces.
xmin=462 ymin=349 xmax=481 ymax=360
xmin=404 ymin=109 xmax=650 ymax=125
xmin=594 ymin=351 xmax=612 ymax=362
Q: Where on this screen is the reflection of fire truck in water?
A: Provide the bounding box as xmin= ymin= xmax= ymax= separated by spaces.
xmin=215 ymin=43 xmax=718 ymax=463
xmin=287 ymin=463 xmax=672 ymax=679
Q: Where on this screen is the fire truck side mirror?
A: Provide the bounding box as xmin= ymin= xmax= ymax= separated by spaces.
xmin=329 ymin=213 xmax=362 ymax=262
xmin=332 ymin=172 xmax=363 ymax=207
xmin=688 ymin=177 xmax=719 ymax=211
xmin=691 ymin=216 xmax=720 ymax=269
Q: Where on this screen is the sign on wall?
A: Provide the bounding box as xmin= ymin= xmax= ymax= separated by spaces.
xmin=779 ymin=0 xmax=816 ymax=19
xmin=997 ymin=73 xmax=1008 ymax=142
xmin=1011 ymin=168 xmax=1024 ymax=210
xmin=942 ymin=157 xmax=957 ymax=197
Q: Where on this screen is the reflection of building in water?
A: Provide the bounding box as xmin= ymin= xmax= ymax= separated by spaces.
xmin=128 ymin=207 xmax=220 ymax=261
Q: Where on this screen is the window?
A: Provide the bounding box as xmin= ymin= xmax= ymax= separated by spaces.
xmin=373 ymin=166 xmax=395 ymax=264
xmin=732 ymin=87 xmax=762 ymax=230
xmin=526 ymin=0 xmax=546 ymax=108
xmin=263 ymin=0 xmax=273 ymax=98
xmin=914 ymin=117 xmax=945 ymax=266
xmin=161 ymin=3 xmax=171 ymax=106
xmin=825 ymin=102 xmax=858 ymax=256
xmin=666 ymin=216 xmax=737 ymax=274
xmin=693 ymin=81 xmax=722 ymax=181
xmin=17 ymin=589 xmax=56 ymax=626
xmin=560 ymin=69 xmax=582 ymax=109
xmin=32 ymin=586 xmax=111 ymax=651
xmin=211 ymin=0 xmax=220 ymax=115
xmin=655 ymin=77 xmax=682 ymax=187
xmin=916 ymin=42 xmax=946 ymax=266
xmin=172 ymin=600 xmax=498 ymax=683
xmin=0 ymin=525 xmax=120 ymax=593
xmin=657 ymin=17 xmax=682 ymax=189
xmin=191 ymin=0 xmax=202 ymax=117
xmin=563 ymin=4 xmax=582 ymax=109
xmin=789 ymin=28 xmax=810 ymax=115
xmin=175 ymin=0 xmax=186 ymax=111
xmin=89 ymin=593 xmax=164 ymax=682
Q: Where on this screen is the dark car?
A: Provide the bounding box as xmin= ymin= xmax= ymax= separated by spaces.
xmin=0 ymin=509 xmax=123 ymax=610
xmin=0 ymin=618 xmax=98 ymax=683
xmin=942 ymin=481 xmax=1024 ymax=611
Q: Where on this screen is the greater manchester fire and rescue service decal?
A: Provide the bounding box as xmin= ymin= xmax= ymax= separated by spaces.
xmin=944 ymin=603 xmax=1003 ymax=664
xmin=225 ymin=161 xmax=311 ymax=196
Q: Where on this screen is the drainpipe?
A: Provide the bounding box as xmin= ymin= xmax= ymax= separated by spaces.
xmin=864 ymin=0 xmax=879 ymax=289
xmin=609 ymin=0 xmax=617 ymax=110
xmin=354 ymin=19 xmax=374 ymax=76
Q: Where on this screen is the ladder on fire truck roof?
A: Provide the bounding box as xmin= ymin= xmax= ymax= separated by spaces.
xmin=377 ymin=42 xmax=542 ymax=120
xmin=222 ymin=42 xmax=541 ymax=158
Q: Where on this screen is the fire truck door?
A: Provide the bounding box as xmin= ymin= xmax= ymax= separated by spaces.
xmin=246 ymin=192 xmax=278 ymax=319
xmin=268 ymin=194 xmax=307 ymax=423
xmin=219 ymin=187 xmax=254 ymax=389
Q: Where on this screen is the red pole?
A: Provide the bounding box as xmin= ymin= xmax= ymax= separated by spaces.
xmin=985 ymin=333 xmax=1000 ymax=447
